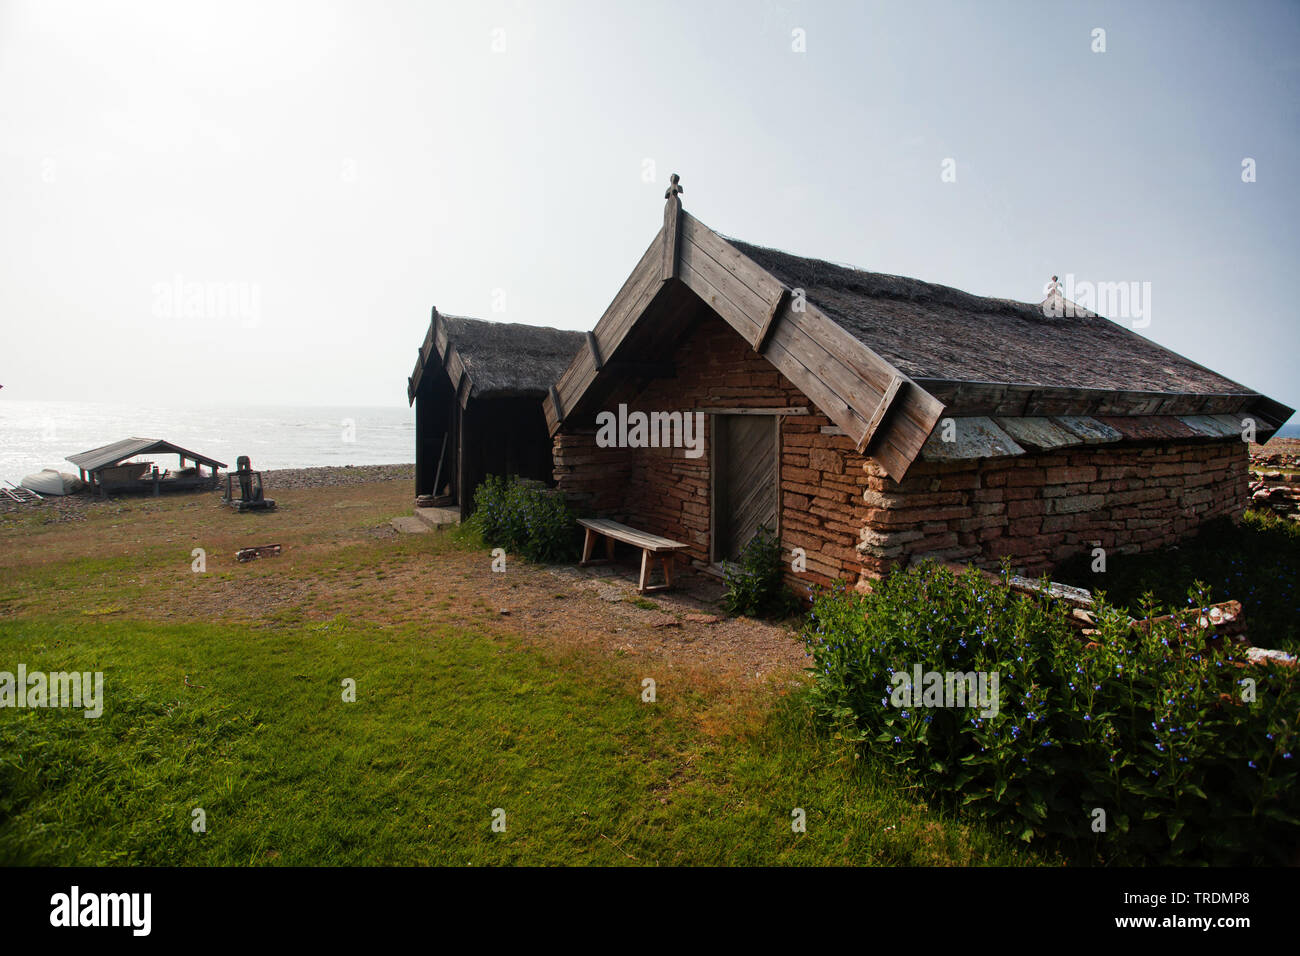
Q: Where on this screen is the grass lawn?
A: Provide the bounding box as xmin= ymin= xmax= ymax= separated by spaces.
xmin=0 ymin=483 xmax=1047 ymax=865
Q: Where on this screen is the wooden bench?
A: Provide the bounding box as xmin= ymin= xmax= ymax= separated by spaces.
xmin=577 ymin=518 xmax=690 ymax=594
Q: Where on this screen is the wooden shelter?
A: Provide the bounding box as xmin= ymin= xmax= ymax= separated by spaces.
xmin=67 ymin=438 xmax=225 ymax=497
xmin=544 ymin=186 xmax=1294 ymax=587
xmin=408 ymin=309 xmax=584 ymax=517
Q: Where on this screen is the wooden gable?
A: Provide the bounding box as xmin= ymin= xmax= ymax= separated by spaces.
xmin=407 ymin=308 xmax=478 ymax=409
xmin=543 ymin=196 xmax=946 ymax=482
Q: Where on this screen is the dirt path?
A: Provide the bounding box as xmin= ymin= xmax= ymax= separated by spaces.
xmin=3 ymin=475 xmax=811 ymax=685
xmin=159 ymin=542 xmax=809 ymax=683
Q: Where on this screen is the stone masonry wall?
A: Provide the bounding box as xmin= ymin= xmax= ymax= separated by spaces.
xmin=859 ymin=441 xmax=1250 ymax=578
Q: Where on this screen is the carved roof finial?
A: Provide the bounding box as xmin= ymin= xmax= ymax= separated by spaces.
xmin=664 ymin=173 xmax=683 ymax=200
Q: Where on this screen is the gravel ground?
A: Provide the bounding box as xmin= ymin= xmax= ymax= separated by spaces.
xmin=3 ymin=462 xmax=808 ymax=680
xmin=247 ymin=463 xmax=413 ymax=489
xmin=0 ymin=463 xmax=414 ymax=517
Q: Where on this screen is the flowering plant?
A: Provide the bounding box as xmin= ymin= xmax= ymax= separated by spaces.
xmin=803 ymin=560 xmax=1300 ymax=863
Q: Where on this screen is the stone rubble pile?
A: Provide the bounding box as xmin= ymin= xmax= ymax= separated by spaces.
xmin=1248 ymin=452 xmax=1300 ymax=519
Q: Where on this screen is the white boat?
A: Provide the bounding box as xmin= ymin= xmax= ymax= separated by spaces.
xmin=20 ymin=469 xmax=83 ymax=496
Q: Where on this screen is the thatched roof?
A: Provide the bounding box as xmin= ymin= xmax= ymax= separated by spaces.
xmin=727 ymin=239 xmax=1251 ymax=396
xmin=543 ymin=199 xmax=1292 ymax=480
xmin=408 ymin=310 xmax=585 ymax=404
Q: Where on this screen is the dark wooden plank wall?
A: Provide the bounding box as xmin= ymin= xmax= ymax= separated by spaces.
xmin=454 ymin=396 xmax=559 ymax=519
xmin=414 ymin=362 xmax=457 ymax=498
xmin=713 ymin=414 xmax=778 ymax=560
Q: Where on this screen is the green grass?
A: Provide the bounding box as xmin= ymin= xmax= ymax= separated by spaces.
xmin=0 ymin=614 xmax=1046 ymax=865
xmin=1054 ymin=510 xmax=1300 ymax=654
xmin=0 ymin=482 xmax=1051 ymax=865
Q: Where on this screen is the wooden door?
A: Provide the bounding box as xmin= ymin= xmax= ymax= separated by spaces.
xmin=712 ymin=414 xmax=778 ymax=562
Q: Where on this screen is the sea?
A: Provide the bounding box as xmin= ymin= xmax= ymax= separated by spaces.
xmin=0 ymin=399 xmax=414 ymax=486
xmin=1 ymin=398 xmax=1295 ymax=489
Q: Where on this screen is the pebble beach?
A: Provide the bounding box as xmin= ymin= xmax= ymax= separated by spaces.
xmin=0 ymin=463 xmax=415 ymax=519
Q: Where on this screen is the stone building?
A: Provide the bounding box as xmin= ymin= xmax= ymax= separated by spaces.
xmin=542 ymin=192 xmax=1293 ymax=589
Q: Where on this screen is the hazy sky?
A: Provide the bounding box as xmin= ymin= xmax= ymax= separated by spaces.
xmin=2 ymin=0 xmax=1297 ymax=412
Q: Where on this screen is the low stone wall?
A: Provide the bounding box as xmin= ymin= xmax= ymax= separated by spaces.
xmin=551 ymin=432 xmax=632 ymax=517
xmin=858 ymin=440 xmax=1249 ymax=578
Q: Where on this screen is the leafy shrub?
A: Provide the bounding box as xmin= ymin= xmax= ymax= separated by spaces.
xmin=803 ymin=561 xmax=1300 ymax=864
xmin=1054 ymin=511 xmax=1300 ymax=654
xmin=722 ymin=525 xmax=799 ymax=619
xmin=470 ymin=475 xmax=511 ymax=543
xmin=470 ymin=475 xmax=578 ymax=563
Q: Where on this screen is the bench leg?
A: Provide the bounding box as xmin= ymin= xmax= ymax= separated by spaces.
xmin=637 ymin=552 xmax=677 ymax=595
xmin=580 ymin=529 xmax=615 ymax=567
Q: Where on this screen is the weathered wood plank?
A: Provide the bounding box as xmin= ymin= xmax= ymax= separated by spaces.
xmin=577 ymin=517 xmax=690 ymax=552
xmin=698 ymin=406 xmax=809 ymax=415
xmin=768 ymin=307 xmax=939 ymax=454
xmin=915 ymin=379 xmax=1264 ymax=419
xmin=680 ymin=212 xmax=784 ymax=310
xmin=760 ymin=335 xmax=859 ymax=426
xmin=1006 ymin=576 xmax=1095 ymax=609
xmin=1250 ymin=396 xmax=1297 ymax=431
xmin=549 ymin=210 xmax=946 ymax=480
xmin=544 ymin=234 xmax=664 ymax=432
xmin=445 ymin=347 xmax=467 ymax=393
xmin=456 ymin=358 xmax=471 ymax=408
xmin=585 ymin=331 xmax=603 ymax=371
xmin=717 ymin=413 xmax=778 ymax=559
xmin=545 ymin=344 xmax=595 ymax=432
xmin=759 ymin=331 xmax=933 ymax=482
xmin=799 ymin=307 xmax=908 ymax=407
xmin=599 ymin=231 xmax=668 ymax=348
xmin=436 ymin=319 xmax=451 ymax=364
xmin=677 ymin=236 xmax=766 ymax=341
xmin=408 ymin=311 xmax=446 ymax=401
xmin=858 ymin=374 xmax=904 ymax=452
xmin=595 ymin=269 xmax=672 ymax=366
xmin=662 ymin=196 xmax=680 ymax=281
xmin=625 ymin=280 xmax=708 ymax=361
xmin=547 ymin=270 xmax=667 ymax=431
xmin=407 ymin=360 xmax=423 ymax=403
xmin=752 ymin=287 xmax=790 ymax=353
xmin=787 ymin=304 xmax=943 ymax=455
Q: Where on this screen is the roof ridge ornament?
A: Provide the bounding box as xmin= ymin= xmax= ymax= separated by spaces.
xmin=662 ymin=174 xmax=683 ymax=280
xmin=1041 ymin=274 xmax=1065 ymax=318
